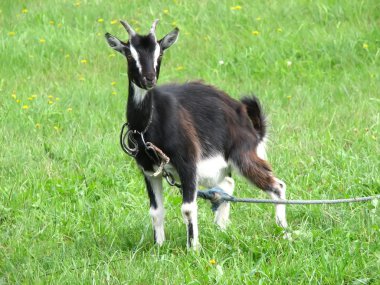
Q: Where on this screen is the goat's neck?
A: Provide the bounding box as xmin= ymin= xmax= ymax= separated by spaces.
xmin=126 ymin=81 xmax=153 ymax=132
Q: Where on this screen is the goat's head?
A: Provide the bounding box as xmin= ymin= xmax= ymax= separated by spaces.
xmin=105 ymin=19 xmax=179 ymax=90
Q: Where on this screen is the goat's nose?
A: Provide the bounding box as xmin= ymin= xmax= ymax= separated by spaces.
xmin=144 ymin=73 xmax=156 ymax=82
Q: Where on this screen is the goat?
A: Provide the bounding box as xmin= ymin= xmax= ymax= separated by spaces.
xmin=105 ymin=19 xmax=288 ymax=249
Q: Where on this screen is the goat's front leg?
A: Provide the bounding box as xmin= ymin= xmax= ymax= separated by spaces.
xmin=144 ymin=174 xmax=165 ymax=245
xmin=179 ymin=170 xmax=199 ymax=249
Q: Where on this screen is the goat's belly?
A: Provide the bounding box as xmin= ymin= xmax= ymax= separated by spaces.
xmin=196 ymin=155 xmax=229 ymax=188
xmin=162 ymin=155 xmax=229 ymax=188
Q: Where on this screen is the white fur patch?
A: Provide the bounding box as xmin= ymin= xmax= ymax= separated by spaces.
xmin=130 ymin=43 xmax=142 ymax=74
xmin=153 ymin=43 xmax=160 ymax=71
xmin=132 ymin=82 xmax=147 ymax=105
xmin=214 ymin=177 xmax=235 ymax=230
xmin=267 ymin=178 xmax=288 ymax=228
xmin=256 ymin=139 xmax=267 ymax=160
xmin=196 ymin=155 xmax=228 ymax=187
xmin=181 ymin=202 xmax=199 ymax=249
xmin=146 ymin=176 xmax=165 ymax=245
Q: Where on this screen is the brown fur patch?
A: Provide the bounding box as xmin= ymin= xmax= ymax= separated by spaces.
xmin=179 ymin=107 xmax=201 ymax=161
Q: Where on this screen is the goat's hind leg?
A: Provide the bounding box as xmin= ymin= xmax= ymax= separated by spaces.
xmin=144 ymin=174 xmax=165 ymax=245
xmin=231 ymin=150 xmax=288 ymax=230
xmin=214 ymin=176 xmax=235 ymax=230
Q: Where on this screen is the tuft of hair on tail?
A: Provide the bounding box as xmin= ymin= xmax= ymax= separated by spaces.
xmin=241 ymin=96 xmax=267 ymax=141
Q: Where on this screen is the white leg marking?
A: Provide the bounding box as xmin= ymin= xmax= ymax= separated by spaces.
xmin=267 ymin=178 xmax=288 ymax=229
xmin=214 ymin=177 xmax=235 ymax=230
xmin=146 ymin=175 xmax=165 ymax=245
xmin=181 ymin=201 xmax=199 ymax=249
xmin=132 ymin=82 xmax=147 ymax=105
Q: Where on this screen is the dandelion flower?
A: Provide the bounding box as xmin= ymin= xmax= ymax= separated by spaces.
xmin=287 ymin=95 xmax=292 ymax=100
xmin=48 ymin=95 xmax=54 ymax=99
xmin=80 ymin=59 xmax=88 ymax=64
xmin=48 ymin=100 xmax=54 ymax=105
xmin=230 ymin=6 xmax=242 ymax=11
xmin=252 ymin=30 xmax=260 ymax=36
xmin=210 ymin=259 xmax=216 ymax=265
xmin=97 ymin=18 xmax=104 ymax=23
xmin=32 ymin=94 xmax=37 ymax=99
xmin=171 ymin=21 xmax=177 ymax=27
xmin=21 ymin=8 xmax=28 ymax=14
xmin=163 ymin=9 xmax=169 ymax=14
xmin=67 ymin=107 xmax=73 ymax=112
xmin=11 ymin=93 xmax=17 ymax=99
xmin=111 ymin=81 xmax=117 ymax=86
xmin=8 ymin=31 xmax=16 ymax=37
xmin=39 ymin=38 xmax=46 ymax=44
xmin=55 ymin=97 xmax=60 ymax=101
xmin=16 ymin=99 xmax=21 ymax=103
xmin=110 ymin=19 xmax=118 ymax=25
xmin=175 ymin=65 xmax=184 ymax=71
xmin=74 ymin=1 xmax=80 ymax=7
xmin=363 ymin=43 xmax=368 ymax=49
xmin=27 ymin=97 xmax=34 ymax=101
xmin=22 ymin=105 xmax=29 ymax=110
xmin=35 ymin=123 xmax=41 ymax=129
xmin=112 ymin=91 xmax=117 ymax=96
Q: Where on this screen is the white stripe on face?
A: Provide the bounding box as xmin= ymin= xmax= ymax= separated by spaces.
xmin=129 ymin=43 xmax=142 ymax=74
xmin=153 ymin=43 xmax=161 ymax=71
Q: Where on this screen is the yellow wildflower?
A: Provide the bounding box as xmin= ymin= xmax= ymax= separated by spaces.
xmin=210 ymin=259 xmax=216 ymax=265
xmin=54 ymin=126 xmax=60 ymax=131
xmin=11 ymin=93 xmax=17 ymax=99
xmin=48 ymin=100 xmax=54 ymax=105
xmin=251 ymin=30 xmax=260 ymax=36
xmin=67 ymin=107 xmax=73 ymax=112
xmin=48 ymin=95 xmax=54 ymax=99
xmin=109 ymin=53 xmax=116 ymax=58
xmin=112 ymin=91 xmax=117 ymax=96
xmin=163 ymin=9 xmax=169 ymax=14
xmin=16 ymin=99 xmax=21 ymax=103
xmin=363 ymin=43 xmax=368 ymax=49
xmin=57 ymin=23 xmax=63 ymax=28
xmin=97 ymin=18 xmax=104 ymax=23
xmin=74 ymin=1 xmax=80 ymax=7
xmin=80 ymin=59 xmax=88 ymax=64
xmin=22 ymin=105 xmax=29 ymax=110
xmin=8 ymin=31 xmax=16 ymax=37
xmin=110 ymin=19 xmax=118 ymax=25
xmin=171 ymin=21 xmax=177 ymax=27
xmin=287 ymin=95 xmax=292 ymax=100
xmin=175 ymin=65 xmax=184 ymax=71
xmin=35 ymin=123 xmax=41 ymax=129
xmin=49 ymin=20 xmax=55 ymax=25
xmin=230 ymin=6 xmax=242 ymax=11
xmin=39 ymin=38 xmax=46 ymax=44
xmin=78 ymin=75 xmax=85 ymax=81
xmin=27 ymin=97 xmax=34 ymax=101
xmin=97 ymin=32 xmax=102 ymax=36
xmin=31 ymin=94 xmax=37 ymax=99
xmin=111 ymin=81 xmax=117 ymax=86
xmin=55 ymin=97 xmax=60 ymax=101
xmin=21 ymin=8 xmax=28 ymax=14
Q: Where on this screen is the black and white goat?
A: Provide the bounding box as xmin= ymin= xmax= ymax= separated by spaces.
xmin=105 ymin=20 xmax=288 ymax=249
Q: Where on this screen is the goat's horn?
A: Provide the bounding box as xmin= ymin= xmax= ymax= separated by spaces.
xmin=150 ymin=19 xmax=159 ymax=35
xmin=120 ymin=20 xmax=136 ymax=37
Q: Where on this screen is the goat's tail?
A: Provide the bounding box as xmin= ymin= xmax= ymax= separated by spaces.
xmin=241 ymin=96 xmax=267 ymax=141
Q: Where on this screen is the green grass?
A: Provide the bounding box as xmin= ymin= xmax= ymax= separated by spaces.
xmin=1 ymin=0 xmax=379 ymax=283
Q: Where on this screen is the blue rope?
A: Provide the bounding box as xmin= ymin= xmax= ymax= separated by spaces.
xmin=197 ymin=187 xmax=380 ymax=211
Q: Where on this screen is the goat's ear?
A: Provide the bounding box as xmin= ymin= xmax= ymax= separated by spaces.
xmin=158 ymin=27 xmax=179 ymax=51
xmin=105 ymin=32 xmax=128 ymax=53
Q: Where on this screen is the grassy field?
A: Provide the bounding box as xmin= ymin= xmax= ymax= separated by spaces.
xmin=1 ymin=0 xmax=379 ymax=283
